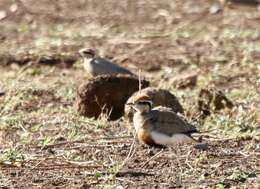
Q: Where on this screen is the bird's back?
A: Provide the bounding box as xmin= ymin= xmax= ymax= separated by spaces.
xmin=92 ymin=57 xmax=134 ymax=75
xmin=143 ymin=109 xmax=197 ymax=136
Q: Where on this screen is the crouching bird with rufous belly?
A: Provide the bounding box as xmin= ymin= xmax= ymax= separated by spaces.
xmin=127 ymin=95 xmax=200 ymax=147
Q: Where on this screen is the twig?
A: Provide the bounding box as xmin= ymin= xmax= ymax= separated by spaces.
xmin=140 ymin=148 xmax=164 ymax=168
xmin=184 ymin=150 xmax=194 ymax=170
xmin=64 ymin=160 xmax=95 ymax=166
xmin=115 ymin=177 xmax=135 ymax=184
xmin=120 ymin=133 xmax=137 ymax=169
xmin=67 ymin=143 xmax=130 ymax=150
xmin=0 ymin=164 xmax=101 ymax=171
xmin=31 ymin=136 xmax=132 ymax=149
xmin=239 ymin=151 xmax=250 ymax=157
xmin=30 ymin=158 xmax=47 ymax=169
xmin=138 ymin=69 xmax=141 ymax=91
xmin=207 ymin=137 xmax=239 ymax=142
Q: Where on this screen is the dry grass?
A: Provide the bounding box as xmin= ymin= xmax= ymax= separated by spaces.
xmin=0 ymin=0 xmax=259 ymax=188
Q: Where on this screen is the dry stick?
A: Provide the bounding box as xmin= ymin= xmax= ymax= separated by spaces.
xmin=94 ymin=95 xmax=110 ymax=120
xmin=115 ymin=177 xmax=135 ymax=184
xmin=31 ymin=136 xmax=132 ymax=149
xmin=64 ymin=160 xmax=95 ymax=166
xmin=184 ymin=150 xmax=194 ymax=170
xmin=30 ymin=158 xmax=47 ymax=169
xmin=120 ymin=133 xmax=137 ymax=169
xmin=117 ymin=70 xmax=141 ymax=169
xmin=207 ymin=137 xmax=240 ymax=142
xmin=140 ymin=148 xmax=164 ymax=168
xmin=238 ymin=151 xmax=250 ymax=157
xmin=67 ymin=143 xmax=131 ymax=150
xmin=0 ymin=164 xmax=101 ymax=171
xmin=138 ymin=69 xmax=142 ymax=91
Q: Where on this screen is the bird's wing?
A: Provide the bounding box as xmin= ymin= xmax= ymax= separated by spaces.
xmin=94 ymin=58 xmax=134 ymax=75
xmin=152 ymin=106 xmax=174 ymax=112
xmin=146 ymin=110 xmax=197 ymax=136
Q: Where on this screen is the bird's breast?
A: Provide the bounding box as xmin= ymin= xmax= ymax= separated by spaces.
xmin=137 ymin=128 xmax=156 ymax=146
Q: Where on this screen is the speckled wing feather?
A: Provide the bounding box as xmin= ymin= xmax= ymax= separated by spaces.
xmin=144 ymin=109 xmax=197 ymax=136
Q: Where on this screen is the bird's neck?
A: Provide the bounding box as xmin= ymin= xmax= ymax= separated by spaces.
xmin=83 ymin=58 xmax=93 ymax=70
xmin=133 ymin=112 xmax=144 ymax=131
xmin=133 ymin=110 xmax=152 ymax=132
xmin=139 ymin=108 xmax=151 ymax=114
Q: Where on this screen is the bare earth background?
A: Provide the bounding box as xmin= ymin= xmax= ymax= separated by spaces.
xmin=0 ymin=0 xmax=259 ymax=188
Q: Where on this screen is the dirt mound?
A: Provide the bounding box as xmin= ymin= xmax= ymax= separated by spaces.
xmin=198 ymin=87 xmax=234 ymax=117
xmin=76 ymin=74 xmax=149 ymax=120
xmin=170 ymin=72 xmax=198 ymax=89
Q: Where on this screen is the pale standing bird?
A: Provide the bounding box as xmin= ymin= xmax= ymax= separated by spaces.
xmin=128 ymin=95 xmax=198 ymax=147
xmin=78 ymin=48 xmax=135 ymax=76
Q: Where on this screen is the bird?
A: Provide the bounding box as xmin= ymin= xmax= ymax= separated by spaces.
xmin=125 ymin=87 xmax=184 ymax=122
xmin=127 ymin=95 xmax=198 ymax=147
xmin=78 ymin=48 xmax=135 ymax=76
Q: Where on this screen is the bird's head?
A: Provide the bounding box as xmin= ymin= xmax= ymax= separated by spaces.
xmin=78 ymin=48 xmax=96 ymax=59
xmin=127 ymin=95 xmax=152 ymax=113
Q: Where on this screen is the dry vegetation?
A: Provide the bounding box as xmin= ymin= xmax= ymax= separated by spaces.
xmin=0 ymin=0 xmax=259 ymax=188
